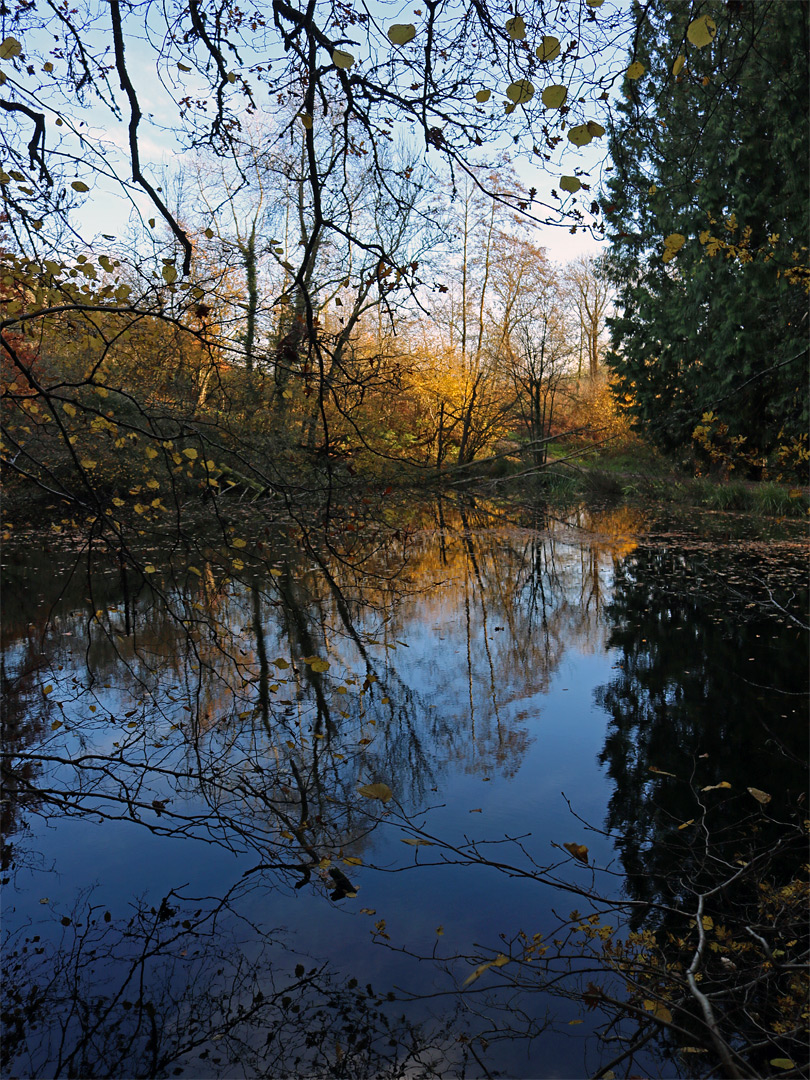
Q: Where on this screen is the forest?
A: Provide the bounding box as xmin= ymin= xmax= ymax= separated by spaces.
xmin=1 ymin=1 xmax=808 ymax=1079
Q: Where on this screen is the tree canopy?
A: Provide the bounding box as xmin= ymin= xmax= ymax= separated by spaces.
xmin=603 ymin=0 xmax=809 ymax=473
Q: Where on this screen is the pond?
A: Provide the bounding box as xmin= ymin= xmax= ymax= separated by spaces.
xmin=2 ymin=494 xmax=807 ymax=1080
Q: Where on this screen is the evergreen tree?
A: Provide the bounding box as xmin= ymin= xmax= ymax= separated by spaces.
xmin=603 ymin=0 xmax=808 ymax=472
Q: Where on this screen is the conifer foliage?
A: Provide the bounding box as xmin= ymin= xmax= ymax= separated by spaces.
xmin=603 ymin=0 xmax=809 ymax=472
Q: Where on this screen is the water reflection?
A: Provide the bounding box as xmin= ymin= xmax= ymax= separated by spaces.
xmin=2 ymin=496 xmax=804 ymax=1078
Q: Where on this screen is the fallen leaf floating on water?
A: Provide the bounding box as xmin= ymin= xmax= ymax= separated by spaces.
xmin=701 ymin=781 xmax=731 ymax=792
xmin=564 ymin=842 xmax=589 ymax=863
xmin=357 ymin=782 xmax=393 ymax=803
xmin=648 ymin=765 xmax=677 ymax=777
xmin=401 ymin=837 xmax=433 ymax=846
xmin=747 ymin=786 xmax=772 ymax=805
xmin=462 ymin=953 xmax=510 ymax=987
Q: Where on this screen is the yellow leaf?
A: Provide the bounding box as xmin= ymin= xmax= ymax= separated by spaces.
xmin=231 ymin=537 xmax=246 ymax=548
xmin=161 ymin=264 xmax=178 ymax=284
xmin=672 ymin=54 xmax=686 ymax=76
xmin=462 ymin=962 xmax=492 ymax=987
xmin=62 ymin=402 xmax=76 ymax=417
xmin=358 ymin=782 xmax=393 ymax=803
xmin=51 ymin=719 xmax=63 ymax=730
xmin=678 ymin=819 xmax=695 ymax=830
xmin=535 ymin=36 xmax=560 ymax=62
xmin=506 ymin=79 xmax=534 ymax=104
xmin=586 ymin=0 xmax=604 ymax=6
xmin=747 ymin=786 xmax=772 ymax=805
xmin=436 ymin=925 xmax=444 ymax=935
xmin=664 ymin=233 xmax=686 ymax=253
xmin=146 ymin=479 xmax=160 ymax=489
xmin=541 ymin=84 xmax=567 ymax=110
xmin=183 ymin=447 xmax=197 ymax=459
xmin=43 ymin=684 xmax=53 ymax=695
xmin=80 ymin=459 xmax=97 ymax=469
xmin=568 ymin=1019 xmax=583 ymax=1025
xmin=71 ymin=181 xmax=89 ymax=192
xmin=145 ymin=447 xmax=158 ymax=458
xmin=586 ymin=120 xmax=605 ymax=138
xmin=564 ymin=842 xmax=589 ymax=863
xmin=342 ymin=856 xmax=362 ymax=866
xmin=567 ymin=124 xmax=593 ymax=146
xmin=643 ymin=1000 xmax=673 ymax=1024
xmin=770 ymin=1061 xmax=796 ymax=1071
xmin=0 ymin=36 xmax=22 ymax=59
xmin=626 ymin=61 xmax=645 ymax=80
xmin=144 ymin=564 xmax=156 ymax=574
xmin=401 ymin=838 xmax=434 ymax=846
xmin=387 ymin=23 xmax=416 ymax=45
xmin=309 ymin=659 xmax=330 ymax=673
xmin=701 ymin=781 xmax=731 ymax=792
xmin=560 ymin=176 xmax=581 ymax=194
xmin=687 ymin=14 xmax=717 ymax=49
xmin=505 ymin=15 xmax=525 ymax=40
xmin=273 ymin=657 xmax=290 ymax=669
xmin=232 ymin=558 xmax=244 ymax=571
xmin=332 ymin=49 xmax=354 ymax=69
xmin=112 ymin=497 xmax=125 ymax=507
xmin=701 ymin=915 xmax=714 ymax=931
xmin=188 ymin=566 xmax=202 ymax=576
xmin=280 ymin=831 xmax=295 ymax=840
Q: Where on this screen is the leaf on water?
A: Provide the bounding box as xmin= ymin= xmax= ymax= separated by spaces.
xmin=63 ymin=402 xmax=76 ymax=417
xmin=747 ymin=786 xmax=772 ymax=805
xmin=51 ymin=719 xmax=62 ymax=730
xmin=687 ymin=14 xmax=717 ymax=49
xmin=560 ymin=176 xmax=581 ymax=193
xmin=505 ymin=16 xmax=525 ymax=40
xmin=567 ymin=124 xmax=592 ymax=146
xmin=80 ymin=459 xmax=97 ymax=469
xmin=701 ymin=781 xmax=731 ymax=792
xmin=541 ymin=84 xmax=567 ymax=109
xmin=401 ymin=837 xmax=433 ymax=846
xmin=626 ymin=61 xmax=645 ymax=80
xmin=770 ymin=1061 xmax=796 ymax=1071
xmin=672 ymin=54 xmax=686 ymax=76
xmin=144 ymin=564 xmax=157 ymax=574
xmin=358 ymin=782 xmax=393 ymax=803
xmin=535 ymin=36 xmax=560 ymax=61
xmin=0 ymin=36 xmax=22 ymax=58
xmin=332 ymin=49 xmax=354 ymax=69
xmin=273 ymin=657 xmax=290 ymax=669
xmin=309 ymin=659 xmax=330 ymax=672
xmin=568 ymin=1019 xmax=583 ymax=1025
xmin=183 ymin=447 xmax=198 ymax=459
xmin=387 ymin=24 xmax=416 ymax=45
xmin=506 ymin=79 xmax=534 ymax=104
xmin=162 ymin=264 xmax=178 ymax=284
xmin=677 ymin=819 xmax=695 ymax=829
xmin=564 ymin=842 xmax=589 ymax=863
xmin=231 ymin=537 xmax=246 ymax=547
xmin=586 ymin=120 xmax=605 ymax=137
xmin=232 ymin=558 xmax=244 ymax=571
xmin=280 ymin=830 xmax=295 ymax=840
xmin=649 ymin=764 xmax=677 ymax=777
xmin=474 ymin=89 xmax=491 ymax=102
xmin=342 ymin=856 xmax=362 ymax=866
xmin=701 ymin=915 xmax=714 ymax=930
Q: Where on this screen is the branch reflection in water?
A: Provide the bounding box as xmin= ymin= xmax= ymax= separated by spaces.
xmin=2 ymin=495 xmax=806 ymax=1078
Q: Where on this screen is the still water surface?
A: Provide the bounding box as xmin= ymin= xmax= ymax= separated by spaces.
xmin=2 ymin=496 xmax=806 ymax=1079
